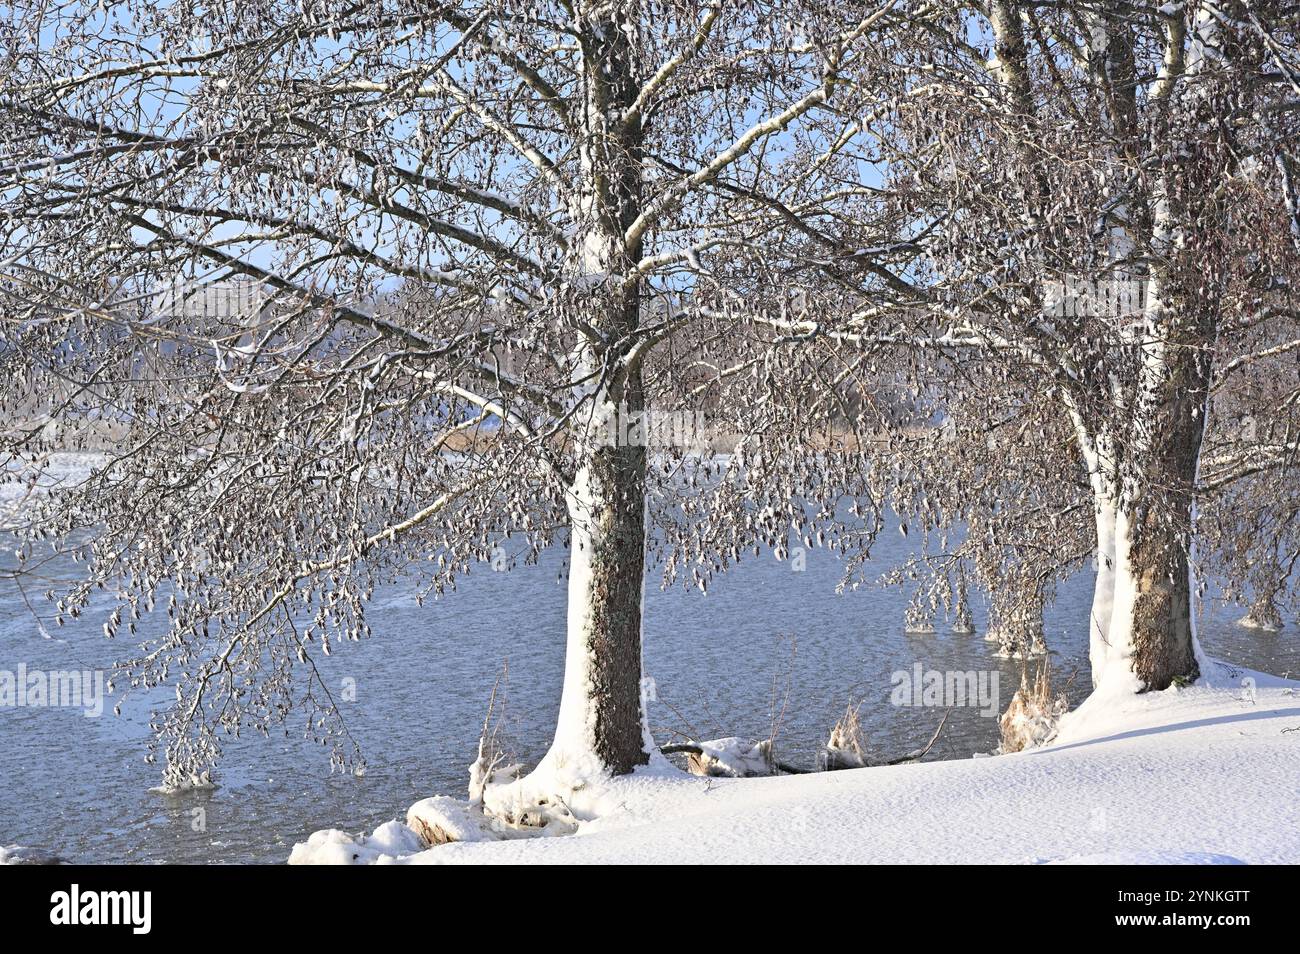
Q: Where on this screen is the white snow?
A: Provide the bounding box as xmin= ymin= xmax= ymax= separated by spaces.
xmin=287 ymin=821 xmax=426 ymax=865
xmin=291 ymin=659 xmax=1300 ymax=865
xmin=689 ymin=737 xmax=773 ymax=778
xmin=405 ymin=796 xmax=510 ymax=844
xmin=1043 ymin=850 xmax=1245 ymax=865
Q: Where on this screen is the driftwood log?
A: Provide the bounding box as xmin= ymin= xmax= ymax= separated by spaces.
xmin=660 ymin=708 xmax=951 ymax=776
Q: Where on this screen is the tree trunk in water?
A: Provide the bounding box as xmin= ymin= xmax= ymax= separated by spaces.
xmin=551 ymin=410 xmax=650 ymax=776
xmin=1241 ymin=556 xmax=1284 ymax=631
xmin=1240 ymin=593 xmax=1283 ymax=632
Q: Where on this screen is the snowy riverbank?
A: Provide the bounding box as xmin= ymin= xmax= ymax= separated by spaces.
xmin=290 ymin=659 xmax=1300 ymax=865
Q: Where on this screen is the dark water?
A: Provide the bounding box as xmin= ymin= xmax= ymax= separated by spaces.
xmin=1 ymin=520 xmax=1295 ymax=864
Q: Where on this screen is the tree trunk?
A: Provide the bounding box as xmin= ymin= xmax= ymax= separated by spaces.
xmin=550 ymin=402 xmax=650 ymax=776
xmin=530 ymin=7 xmax=650 ymax=785
xmin=1103 ymin=278 xmax=1212 ymax=690
xmin=1083 ymin=353 xmax=1208 ymax=693
xmin=1081 ymin=4 xmax=1240 ymax=693
xmin=1089 ymin=496 xmax=1118 ymax=686
xmin=1107 ymin=482 xmax=1200 ymax=691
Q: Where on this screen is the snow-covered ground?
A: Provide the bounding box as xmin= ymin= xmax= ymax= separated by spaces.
xmin=291 ymin=660 xmax=1300 ymax=865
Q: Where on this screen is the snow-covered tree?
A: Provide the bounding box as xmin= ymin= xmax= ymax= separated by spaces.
xmin=0 ymin=0 xmax=908 ymax=802
xmin=790 ymin=0 xmax=1300 ymax=692
xmin=5 ymin=0 xmax=1294 ymax=820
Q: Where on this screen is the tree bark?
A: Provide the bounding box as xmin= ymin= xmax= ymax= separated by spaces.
xmin=541 ymin=6 xmax=651 ymax=780
xmin=1084 ymin=289 xmax=1212 ymax=692
xmin=551 ymin=402 xmax=650 ymax=776
xmin=1089 ymin=495 xmax=1119 ymax=686
xmin=1115 ymin=413 xmax=1205 ymax=688
xmin=1079 ymin=4 xmax=1248 ymax=693
xmin=1102 ymin=269 xmax=1214 ymax=691
xmin=1108 ymin=498 xmax=1200 ymax=691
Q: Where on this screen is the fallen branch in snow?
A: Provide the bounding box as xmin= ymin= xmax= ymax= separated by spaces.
xmin=661 ymin=708 xmax=951 ymax=776
xmin=660 ymin=739 xmax=808 ymax=776
xmin=820 ymin=703 xmax=950 ymax=769
xmin=879 ymin=707 xmax=951 ymax=766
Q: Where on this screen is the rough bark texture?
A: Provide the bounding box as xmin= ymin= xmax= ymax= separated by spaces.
xmin=567 ymin=434 xmax=650 ymax=775
xmin=554 ymin=10 xmax=650 ymax=776
xmin=1121 ymin=56 xmax=1231 ymax=689
xmin=1122 ymin=368 xmax=1208 ymax=690
xmin=1123 ymin=500 xmax=1200 ymax=690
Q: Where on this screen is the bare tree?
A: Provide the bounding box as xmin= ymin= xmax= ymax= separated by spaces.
xmin=0 ymin=0 xmax=907 ymax=804
xmin=4 ymin=1 xmax=1293 ymax=827
xmin=773 ymin=0 xmax=1300 ymax=693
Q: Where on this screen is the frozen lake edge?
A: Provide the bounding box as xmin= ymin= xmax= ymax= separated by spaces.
xmin=291 ymin=661 xmax=1300 ymax=865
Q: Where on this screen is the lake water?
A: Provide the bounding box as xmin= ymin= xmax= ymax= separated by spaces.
xmin=1 ymin=521 xmax=1295 ymax=864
